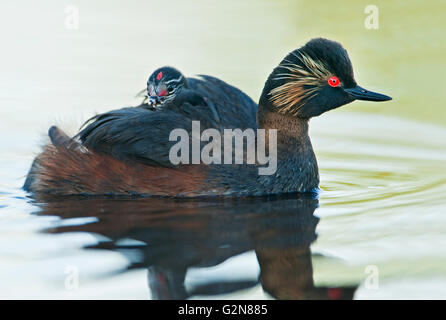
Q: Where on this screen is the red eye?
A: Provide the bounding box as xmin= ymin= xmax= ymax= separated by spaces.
xmin=328 ymin=76 xmax=340 ymax=87
xmin=158 ymin=90 xmax=167 ymax=97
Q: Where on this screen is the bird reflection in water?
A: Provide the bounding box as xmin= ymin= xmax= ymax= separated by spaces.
xmin=34 ymin=194 xmax=357 ymax=300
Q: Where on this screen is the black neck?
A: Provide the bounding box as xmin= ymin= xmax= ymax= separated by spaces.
xmin=256 ymin=95 xmax=319 ymax=193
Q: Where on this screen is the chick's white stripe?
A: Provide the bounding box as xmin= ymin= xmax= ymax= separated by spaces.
xmin=165 ymin=75 xmax=183 ymax=84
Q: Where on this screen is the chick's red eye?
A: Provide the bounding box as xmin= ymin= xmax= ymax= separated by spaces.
xmin=328 ymin=76 xmax=340 ymax=87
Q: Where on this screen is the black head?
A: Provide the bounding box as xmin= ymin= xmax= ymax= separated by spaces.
xmin=260 ymin=38 xmax=391 ymax=118
xmin=147 ymin=66 xmax=188 ymax=106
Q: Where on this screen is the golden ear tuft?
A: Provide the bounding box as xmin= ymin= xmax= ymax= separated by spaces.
xmin=269 ymin=52 xmax=332 ymax=115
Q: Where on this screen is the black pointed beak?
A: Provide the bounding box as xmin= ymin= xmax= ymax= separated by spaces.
xmin=345 ymin=86 xmax=392 ymax=102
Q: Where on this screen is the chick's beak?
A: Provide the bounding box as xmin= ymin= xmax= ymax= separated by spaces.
xmin=345 ymin=85 xmax=392 ymax=102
